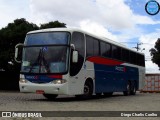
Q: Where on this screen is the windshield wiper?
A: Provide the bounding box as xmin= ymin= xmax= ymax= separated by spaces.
xmin=29 ymin=48 xmax=50 ymax=73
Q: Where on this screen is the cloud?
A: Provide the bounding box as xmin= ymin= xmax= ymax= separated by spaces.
xmin=79 ymin=20 xmax=117 ymax=40
xmin=0 ymin=0 xmax=30 ymax=28
xmin=133 ymin=15 xmax=160 ymax=25
xmin=30 ymin=0 xmax=160 ymax=30
xmin=29 ymin=0 xmax=97 ymax=26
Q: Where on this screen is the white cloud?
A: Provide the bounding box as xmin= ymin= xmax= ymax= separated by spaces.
xmin=29 ymin=0 xmax=97 ymax=26
xmin=133 ymin=15 xmax=160 ymax=25
xmin=30 ymin=0 xmax=160 ymax=30
xmin=79 ymin=20 xmax=117 ymax=40
xmin=0 ymin=0 xmax=30 ymax=28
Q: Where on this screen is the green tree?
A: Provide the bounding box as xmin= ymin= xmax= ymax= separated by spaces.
xmin=150 ymin=38 xmax=160 ymax=70
xmin=40 ymin=20 xmax=66 ymax=29
xmin=0 ymin=18 xmax=38 ymax=72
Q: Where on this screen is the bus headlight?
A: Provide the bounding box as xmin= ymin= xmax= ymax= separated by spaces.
xmin=52 ymin=79 xmax=67 ymax=84
xmin=19 ymin=78 xmax=27 ymax=83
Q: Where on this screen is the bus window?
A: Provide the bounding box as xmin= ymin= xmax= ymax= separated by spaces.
xmin=130 ymin=51 xmax=137 ymax=65
xmin=86 ymin=35 xmax=99 ymax=57
xmin=93 ymin=38 xmax=99 ymax=56
xmin=86 ymin=35 xmax=93 ymax=57
xmin=100 ymin=42 xmax=111 ymax=58
xmin=122 ymin=48 xmax=130 ymax=62
xmin=137 ymin=54 xmax=145 ymax=66
xmin=112 ymin=45 xmax=121 ymax=60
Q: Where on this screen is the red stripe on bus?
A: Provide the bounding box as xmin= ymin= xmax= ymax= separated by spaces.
xmin=87 ymin=57 xmax=123 ymax=65
xmin=47 ymin=75 xmax=62 ymax=79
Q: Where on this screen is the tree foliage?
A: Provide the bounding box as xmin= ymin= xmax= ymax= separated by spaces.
xmin=0 ymin=18 xmax=66 ymax=72
xmin=150 ymin=38 xmax=160 ymax=69
xmin=40 ymin=21 xmax=66 ymax=29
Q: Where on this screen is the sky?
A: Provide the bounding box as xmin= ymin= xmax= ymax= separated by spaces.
xmin=0 ymin=0 xmax=160 ymax=73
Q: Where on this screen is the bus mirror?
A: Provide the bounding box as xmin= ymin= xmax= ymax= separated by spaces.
xmin=15 ymin=43 xmax=24 ymax=63
xmin=72 ymin=51 xmax=78 ymax=63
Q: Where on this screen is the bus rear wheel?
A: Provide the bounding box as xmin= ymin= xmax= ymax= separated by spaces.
xmin=43 ymin=94 xmax=58 ymax=100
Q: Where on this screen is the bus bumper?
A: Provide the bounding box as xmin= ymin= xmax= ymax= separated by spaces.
xmin=19 ymin=82 xmax=68 ymax=95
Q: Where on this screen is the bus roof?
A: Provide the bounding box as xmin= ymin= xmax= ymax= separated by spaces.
xmin=27 ymin=28 xmax=144 ymax=55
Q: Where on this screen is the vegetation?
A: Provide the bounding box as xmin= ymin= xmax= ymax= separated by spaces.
xmin=150 ymin=38 xmax=160 ymax=70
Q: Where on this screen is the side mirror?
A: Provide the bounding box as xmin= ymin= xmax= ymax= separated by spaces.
xmin=15 ymin=43 xmax=24 ymax=63
xmin=72 ymin=51 xmax=78 ymax=63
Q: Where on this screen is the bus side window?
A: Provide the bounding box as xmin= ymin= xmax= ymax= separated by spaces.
xmin=100 ymin=42 xmax=111 ymax=58
xmin=112 ymin=45 xmax=121 ymax=60
xmin=86 ymin=35 xmax=100 ymax=57
xmin=137 ymin=54 xmax=145 ymax=66
xmin=93 ymin=38 xmax=99 ymax=56
xmin=121 ymin=48 xmax=129 ymax=62
xmin=130 ymin=51 xmax=137 ymax=65
xmin=86 ymin=35 xmax=94 ymax=57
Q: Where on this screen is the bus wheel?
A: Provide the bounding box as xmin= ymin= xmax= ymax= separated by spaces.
xmin=123 ymin=81 xmax=131 ymax=96
xmin=83 ymin=81 xmax=93 ymax=98
xmin=75 ymin=80 xmax=93 ymax=99
xmin=103 ymin=92 xmax=113 ymax=96
xmin=43 ymin=94 xmax=58 ymax=100
xmin=130 ymin=82 xmax=136 ymax=95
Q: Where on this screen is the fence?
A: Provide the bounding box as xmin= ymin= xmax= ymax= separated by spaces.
xmin=142 ymin=74 xmax=160 ymax=93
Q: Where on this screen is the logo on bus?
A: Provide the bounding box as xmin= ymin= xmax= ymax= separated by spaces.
xmin=25 ymin=75 xmax=38 ymax=80
xmin=115 ymin=66 xmax=126 ymax=72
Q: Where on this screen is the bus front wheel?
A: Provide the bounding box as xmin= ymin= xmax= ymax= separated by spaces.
xmin=76 ymin=80 xmax=93 ymax=99
xmin=83 ymin=80 xmax=93 ymax=98
xmin=43 ymin=94 xmax=58 ymax=100
xmin=123 ymin=81 xmax=131 ymax=96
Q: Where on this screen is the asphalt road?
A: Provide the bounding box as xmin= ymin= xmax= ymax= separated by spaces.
xmin=0 ymin=91 xmax=160 ymax=120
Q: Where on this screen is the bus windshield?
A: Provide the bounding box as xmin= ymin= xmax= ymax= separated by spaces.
xmin=21 ymin=32 xmax=70 ymax=74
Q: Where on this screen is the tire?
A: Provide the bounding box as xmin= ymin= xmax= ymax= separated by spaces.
xmin=103 ymin=92 xmax=113 ymax=96
xmin=43 ymin=94 xmax=58 ymax=100
xmin=123 ymin=81 xmax=131 ymax=96
xmin=130 ymin=81 xmax=136 ymax=95
xmin=76 ymin=80 xmax=93 ymax=99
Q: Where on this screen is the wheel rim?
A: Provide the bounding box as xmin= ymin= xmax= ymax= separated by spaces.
xmin=84 ymin=85 xmax=90 ymax=95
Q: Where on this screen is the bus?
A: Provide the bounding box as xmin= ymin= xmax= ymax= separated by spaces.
xmin=15 ymin=28 xmax=145 ymax=99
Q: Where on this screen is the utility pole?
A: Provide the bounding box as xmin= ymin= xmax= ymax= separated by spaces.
xmin=133 ymin=43 xmax=143 ymax=51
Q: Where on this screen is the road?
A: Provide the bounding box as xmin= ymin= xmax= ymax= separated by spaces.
xmin=0 ymin=91 xmax=160 ymax=120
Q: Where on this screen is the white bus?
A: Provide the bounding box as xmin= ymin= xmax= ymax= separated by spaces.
xmin=15 ymin=28 xmax=145 ymax=99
